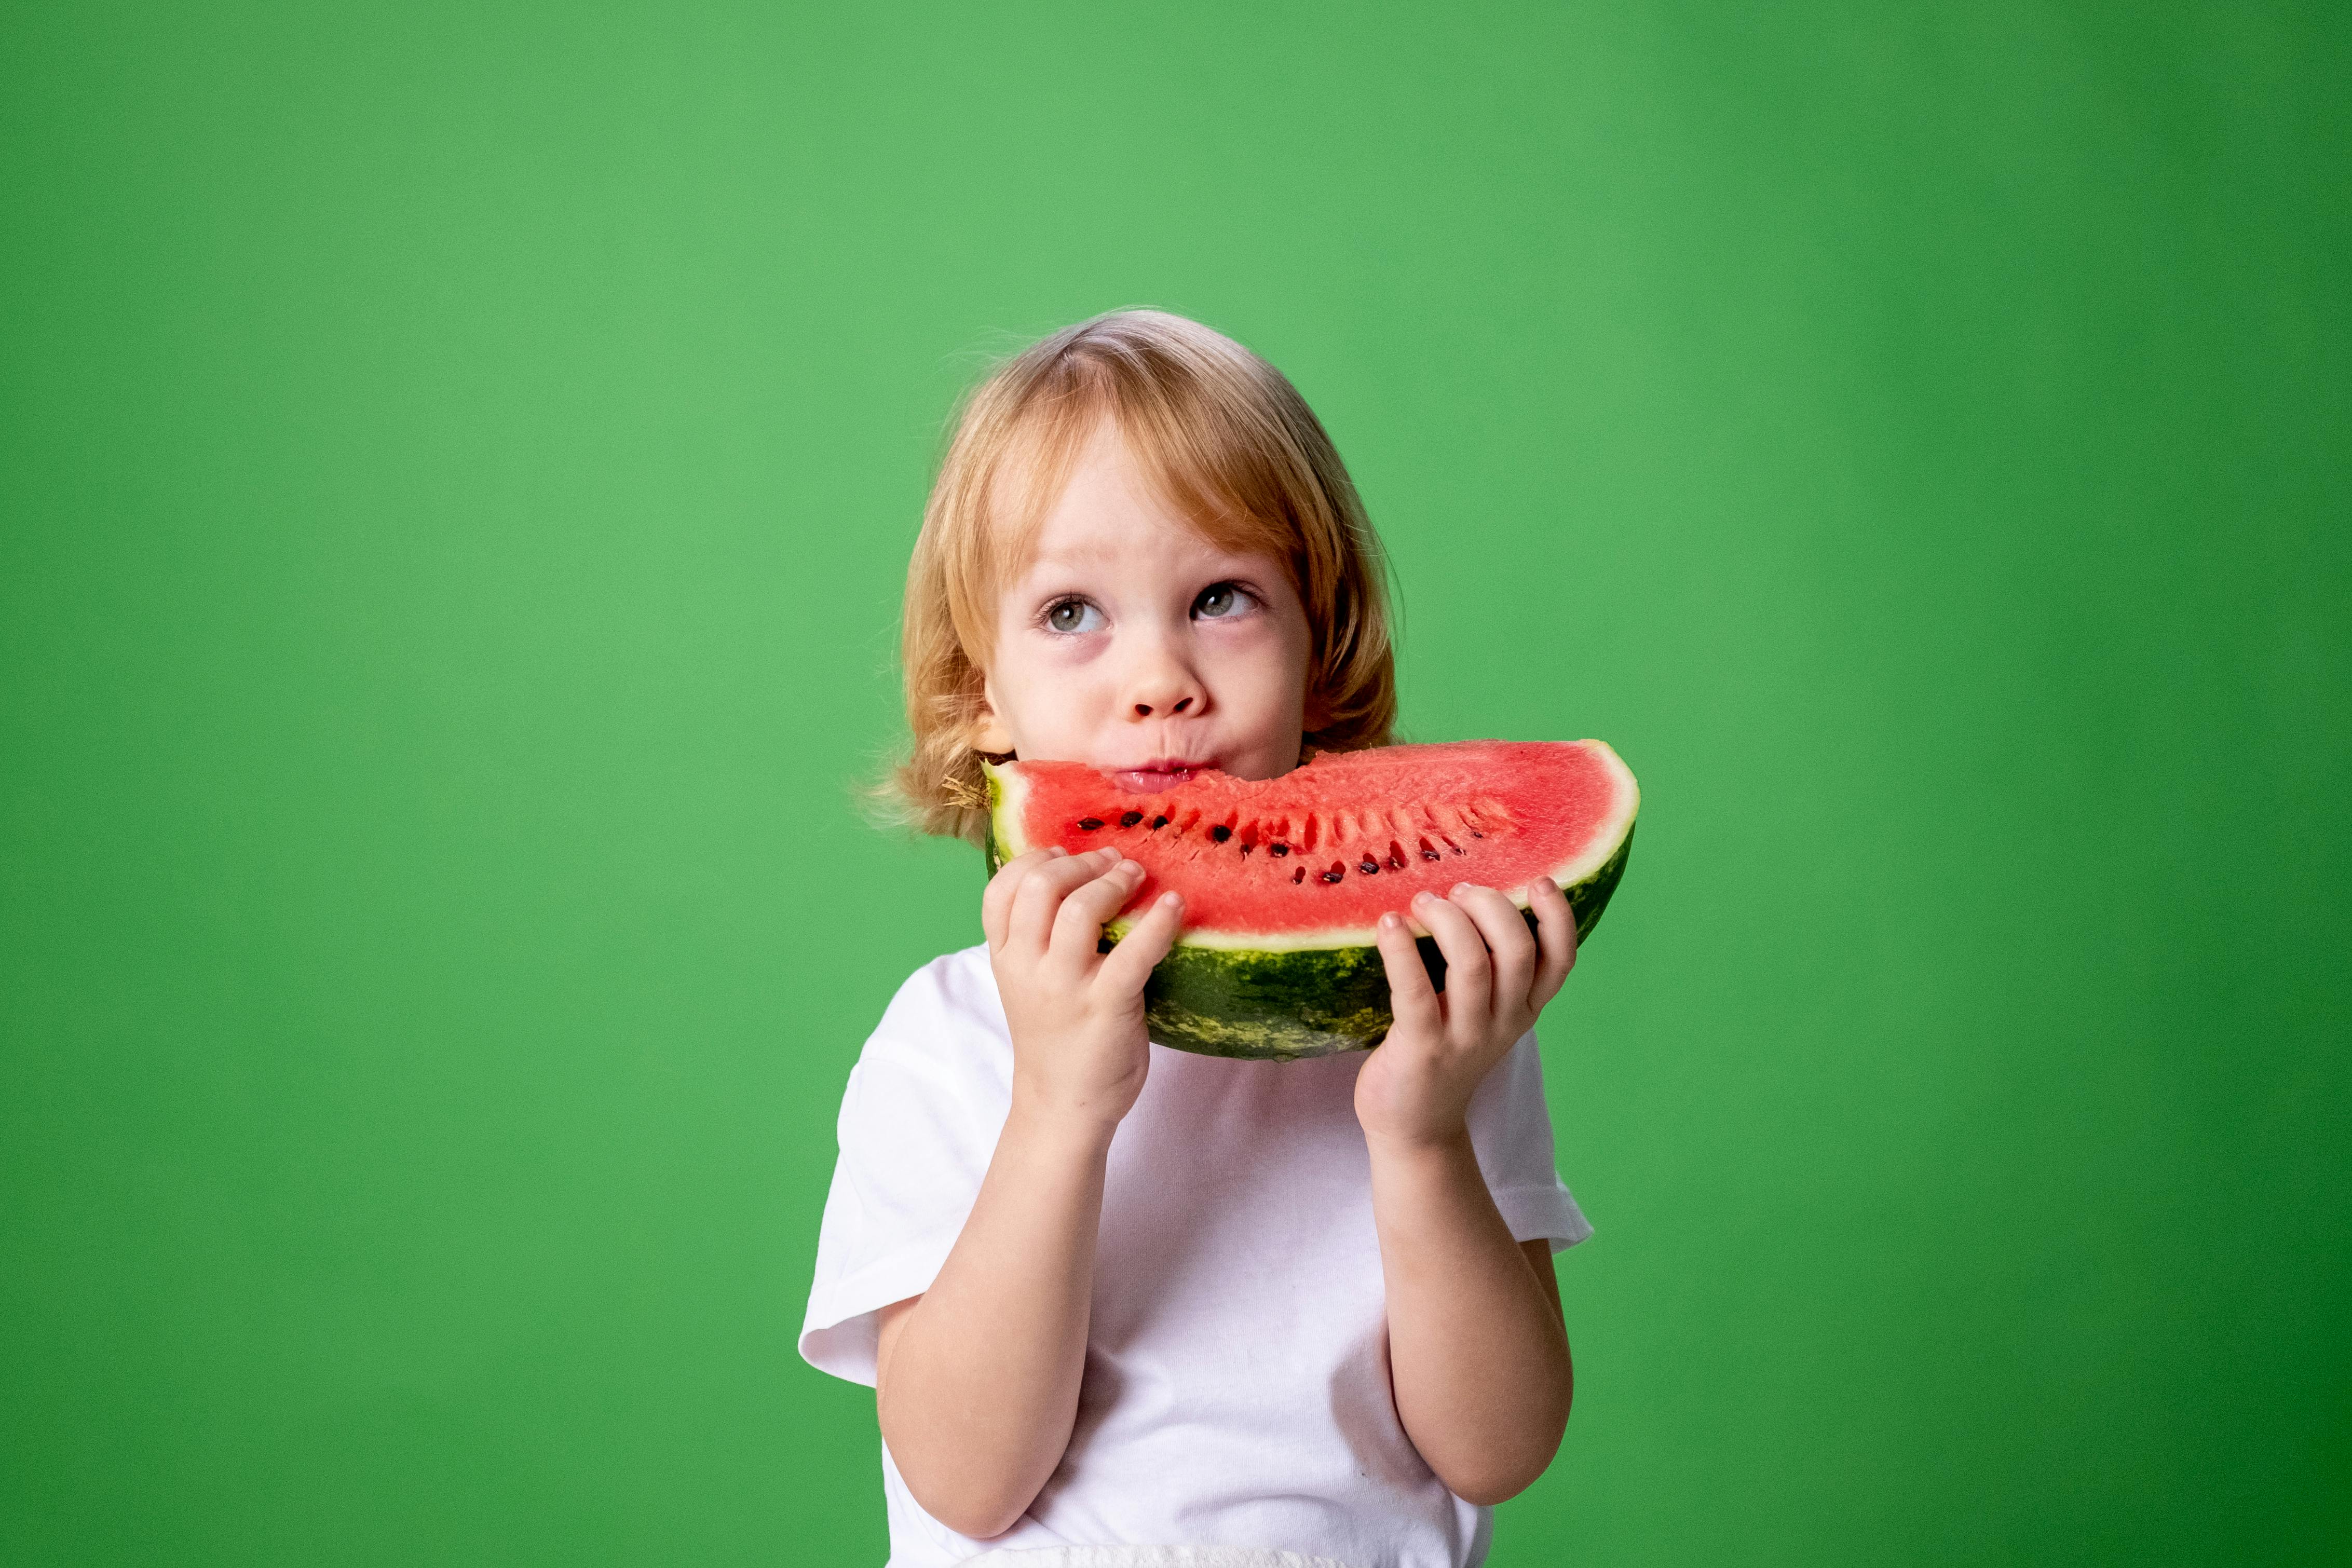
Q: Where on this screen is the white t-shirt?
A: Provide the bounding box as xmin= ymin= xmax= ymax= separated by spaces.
xmin=799 ymin=945 xmax=1592 ymax=1568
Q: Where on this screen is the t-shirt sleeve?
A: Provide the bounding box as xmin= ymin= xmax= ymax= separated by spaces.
xmin=1467 ymin=1028 xmax=1593 ymax=1253
xmin=798 ymin=950 xmax=1012 ymax=1387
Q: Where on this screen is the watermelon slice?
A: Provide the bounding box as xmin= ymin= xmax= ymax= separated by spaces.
xmin=985 ymin=740 xmax=1638 ymax=1060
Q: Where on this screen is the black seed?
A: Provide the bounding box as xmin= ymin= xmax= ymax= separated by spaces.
xmin=1078 ymin=818 xmax=1103 ymax=830
xmin=1119 ymin=811 xmax=1143 ymax=827
xmin=1320 ymin=865 xmax=1345 ymax=884
xmin=1210 ymin=825 xmax=1233 ymax=843
xmin=1239 ymin=843 xmax=1253 ymax=856
xmin=1150 ymin=815 xmax=1168 ymax=829
xmin=1421 ymin=849 xmax=1441 ymax=862
xmin=1358 ymin=858 xmax=1379 ymax=875
xmin=1470 ymin=829 xmax=1484 ymax=838
xmin=1292 ymin=867 xmax=1306 ymax=884
xmin=1268 ymin=843 xmax=1289 ymax=858
xmin=1388 ymin=854 xmax=1406 ymax=870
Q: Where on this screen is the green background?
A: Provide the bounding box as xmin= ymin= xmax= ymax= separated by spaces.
xmin=5 ymin=2 xmax=2346 ymax=1562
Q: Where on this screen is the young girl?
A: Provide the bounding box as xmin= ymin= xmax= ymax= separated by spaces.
xmin=801 ymin=310 xmax=1590 ymax=1568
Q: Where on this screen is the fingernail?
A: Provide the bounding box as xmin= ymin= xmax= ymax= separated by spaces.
xmin=1160 ymin=891 xmax=1182 ymax=909
xmin=1412 ymin=890 xmax=1434 ymax=906
xmin=1453 ymin=882 xmax=1471 ymax=896
xmin=1048 ymin=847 xmax=1068 ymax=858
xmin=1379 ymin=912 xmax=1398 ymax=931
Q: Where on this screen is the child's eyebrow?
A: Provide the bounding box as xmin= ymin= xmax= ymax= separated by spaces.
xmin=1021 ymin=536 xmax=1263 ymax=576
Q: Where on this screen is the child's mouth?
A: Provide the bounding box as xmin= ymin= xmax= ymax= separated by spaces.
xmin=1112 ymin=762 xmax=1204 ymax=793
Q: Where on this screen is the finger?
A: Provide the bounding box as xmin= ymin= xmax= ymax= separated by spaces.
xmin=1455 ymin=883 xmax=1537 ymax=1017
xmin=1048 ymin=856 xmax=1148 ymax=973
xmin=1373 ymin=911 xmax=1443 ymax=1038
xmin=1412 ymin=888 xmax=1492 ymax=1033
xmin=1008 ymin=848 xmax=1119 ymax=956
xmin=1527 ymin=876 xmax=1578 ymax=1008
xmin=982 ymin=848 xmax=1067 ymax=950
xmin=1096 ymin=889 xmax=1185 ymax=995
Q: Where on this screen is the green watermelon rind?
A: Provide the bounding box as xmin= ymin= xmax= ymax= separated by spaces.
xmin=981 ymin=749 xmax=1638 ymax=1062
xmin=1131 ymin=824 xmax=1633 ymax=1060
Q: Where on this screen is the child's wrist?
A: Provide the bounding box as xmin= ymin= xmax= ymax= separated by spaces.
xmin=1004 ymin=1080 xmax=1129 ymax=1151
xmin=1361 ymin=1121 xmax=1476 ymax=1167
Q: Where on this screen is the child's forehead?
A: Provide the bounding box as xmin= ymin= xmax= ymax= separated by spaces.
xmin=988 ymin=421 xmax=1280 ymax=585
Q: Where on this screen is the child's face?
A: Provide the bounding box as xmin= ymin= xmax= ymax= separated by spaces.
xmin=973 ymin=426 xmax=1315 ymax=788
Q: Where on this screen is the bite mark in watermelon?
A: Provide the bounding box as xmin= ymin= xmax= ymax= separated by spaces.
xmin=985 ymin=740 xmax=1638 ymax=1060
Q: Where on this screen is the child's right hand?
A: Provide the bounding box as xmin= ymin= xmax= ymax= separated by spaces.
xmin=982 ymin=847 xmax=1186 ymax=1131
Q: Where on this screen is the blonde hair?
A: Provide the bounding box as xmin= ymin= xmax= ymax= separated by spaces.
xmin=889 ymin=308 xmax=1396 ymax=844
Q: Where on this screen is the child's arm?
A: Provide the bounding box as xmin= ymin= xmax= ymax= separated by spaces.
xmin=1357 ymin=878 xmax=1581 ymax=1505
xmin=872 ymin=847 xmax=1182 ymax=1539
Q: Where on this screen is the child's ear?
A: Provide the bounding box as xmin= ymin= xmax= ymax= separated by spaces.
xmin=970 ymin=680 xmax=1015 ymax=757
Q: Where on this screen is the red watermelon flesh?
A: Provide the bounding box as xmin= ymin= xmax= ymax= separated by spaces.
xmin=985 ymin=740 xmax=1639 ymax=949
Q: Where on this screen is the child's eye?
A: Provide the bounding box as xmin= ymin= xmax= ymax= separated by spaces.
xmin=1043 ymin=598 xmax=1105 ymax=634
xmin=1193 ymin=582 xmax=1258 ymax=620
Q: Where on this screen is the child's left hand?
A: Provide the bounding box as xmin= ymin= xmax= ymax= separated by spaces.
xmin=1355 ymin=878 xmax=1578 ymax=1150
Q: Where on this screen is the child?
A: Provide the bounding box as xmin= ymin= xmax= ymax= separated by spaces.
xmin=800 ymin=310 xmax=1590 ymax=1568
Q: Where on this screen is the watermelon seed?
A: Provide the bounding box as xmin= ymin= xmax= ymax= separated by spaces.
xmin=1418 ymin=837 xmax=1440 ymax=862
xmin=1150 ymin=815 xmax=1168 ymax=829
xmin=1358 ymin=858 xmax=1379 ymax=876
xmin=1210 ymin=825 xmax=1233 ymax=843
xmin=1119 ymin=811 xmax=1143 ymax=827
xmin=1386 ymin=842 xmax=1407 ymax=870
xmin=1320 ymin=864 xmax=1345 ymax=884
xmin=1079 ymin=818 xmax=1104 ymax=831
xmin=1291 ymin=867 xmax=1306 ymax=884
xmin=1239 ymin=844 xmax=1254 ymax=856
xmin=1268 ymin=843 xmax=1289 ymax=857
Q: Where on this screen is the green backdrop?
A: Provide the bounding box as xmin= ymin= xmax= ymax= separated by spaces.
xmin=4 ymin=3 xmax=2346 ymax=1563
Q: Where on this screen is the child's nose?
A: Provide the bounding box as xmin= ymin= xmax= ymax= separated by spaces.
xmin=1124 ymin=647 xmax=1207 ymax=720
